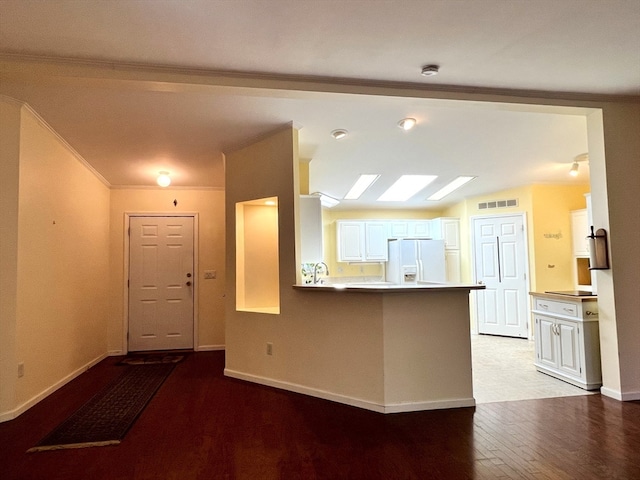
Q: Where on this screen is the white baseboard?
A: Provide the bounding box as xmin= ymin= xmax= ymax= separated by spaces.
xmin=601 ymin=386 xmax=640 ymax=401
xmin=383 ymin=398 xmax=476 ymax=413
xmin=196 ymin=344 xmax=225 ymax=352
xmin=224 ymin=368 xmax=475 ymax=414
xmin=0 ymin=352 xmax=108 ymax=423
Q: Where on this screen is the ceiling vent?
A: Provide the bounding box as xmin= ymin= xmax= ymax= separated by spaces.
xmin=478 ymin=198 xmax=519 ymax=210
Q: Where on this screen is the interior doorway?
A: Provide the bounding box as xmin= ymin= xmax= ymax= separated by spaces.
xmin=127 ymin=215 xmax=196 ymax=352
xmin=472 ymin=213 xmax=529 ymax=338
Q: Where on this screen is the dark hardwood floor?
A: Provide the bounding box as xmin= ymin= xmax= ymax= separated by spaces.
xmin=1 ymin=351 xmax=639 ymax=480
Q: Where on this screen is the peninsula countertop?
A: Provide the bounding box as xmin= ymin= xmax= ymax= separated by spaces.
xmin=293 ymin=282 xmax=486 ymax=293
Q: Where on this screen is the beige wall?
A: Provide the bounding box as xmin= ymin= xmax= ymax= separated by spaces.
xmin=225 ymin=127 xmax=389 ymax=407
xmin=10 ymin=104 xmax=111 ymax=415
xmin=590 ymin=103 xmax=640 ymax=400
xmin=0 ymin=98 xmax=22 ymax=416
xmin=108 ymin=188 xmax=226 ymax=353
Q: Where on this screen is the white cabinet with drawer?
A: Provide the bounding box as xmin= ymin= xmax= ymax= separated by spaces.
xmin=531 ymin=293 xmax=601 ymax=390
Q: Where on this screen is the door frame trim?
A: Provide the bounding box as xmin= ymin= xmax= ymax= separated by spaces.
xmin=470 ymin=212 xmax=531 ymax=338
xmin=123 ymin=212 xmax=199 ymax=353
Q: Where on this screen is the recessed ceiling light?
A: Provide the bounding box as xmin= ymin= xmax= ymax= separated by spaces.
xmin=378 ymin=175 xmax=438 ymax=202
xmin=344 ymin=174 xmax=380 ymax=200
xmin=397 ymin=118 xmax=416 ymax=130
xmin=421 ymin=64 xmax=440 ymax=77
xmin=427 ymin=176 xmax=476 ymax=201
xmin=331 ymin=129 xmax=348 ymax=140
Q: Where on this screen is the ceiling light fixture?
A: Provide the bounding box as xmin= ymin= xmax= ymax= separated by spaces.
xmin=569 ymin=162 xmax=580 ymax=177
xmin=421 ymin=64 xmax=439 ymax=76
xmin=397 ymin=118 xmax=417 ymax=130
xmin=312 ymin=192 xmax=340 ymax=208
xmin=344 ymin=174 xmax=381 ymax=200
xmin=331 ymin=129 xmax=348 ymax=140
xmin=378 ymin=175 xmax=438 ymax=202
xmin=157 ymin=171 xmax=171 ymax=187
xmin=427 ymin=176 xmax=477 ymax=201
xmin=569 ymin=153 xmax=589 ymax=177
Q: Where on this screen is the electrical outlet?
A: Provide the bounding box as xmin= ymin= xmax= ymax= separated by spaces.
xmin=266 ymin=343 xmax=273 ymax=356
xmin=18 ymin=362 xmax=24 ymax=378
xmin=204 ymin=270 xmax=216 ymax=279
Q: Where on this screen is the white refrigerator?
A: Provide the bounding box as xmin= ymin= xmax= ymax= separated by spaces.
xmin=386 ymin=238 xmax=447 ymax=284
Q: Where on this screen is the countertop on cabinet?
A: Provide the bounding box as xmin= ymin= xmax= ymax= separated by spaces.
xmin=530 ymin=291 xmax=597 ymax=302
xmin=294 ymin=282 xmax=485 ymax=293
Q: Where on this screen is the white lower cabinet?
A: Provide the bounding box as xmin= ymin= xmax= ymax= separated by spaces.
xmin=531 ymin=294 xmax=601 ymax=390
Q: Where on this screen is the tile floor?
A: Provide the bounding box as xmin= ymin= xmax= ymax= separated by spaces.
xmin=471 ymin=333 xmax=595 ymax=404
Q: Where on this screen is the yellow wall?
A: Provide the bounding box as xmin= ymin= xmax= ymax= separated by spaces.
xmin=443 ymin=184 xmax=589 ymax=293
xmin=14 ymin=105 xmax=111 ymax=411
xmin=108 ymin=188 xmax=226 ymax=353
xmin=530 ymin=184 xmax=590 ymax=291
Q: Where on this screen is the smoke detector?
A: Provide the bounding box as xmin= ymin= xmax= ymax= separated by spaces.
xmin=421 ymin=65 xmax=440 ymax=77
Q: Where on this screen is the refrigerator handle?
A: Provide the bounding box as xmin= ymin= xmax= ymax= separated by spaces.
xmin=415 ymin=242 xmax=422 ymax=282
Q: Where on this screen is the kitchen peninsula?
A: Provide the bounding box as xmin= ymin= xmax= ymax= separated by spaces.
xmin=292 ymin=282 xmax=485 ymax=412
xmin=225 ymin=127 xmax=486 ymax=415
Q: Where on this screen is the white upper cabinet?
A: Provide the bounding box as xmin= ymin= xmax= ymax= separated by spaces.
xmin=430 ymin=217 xmax=460 ymax=250
xmin=336 ymin=220 xmax=388 ymax=262
xmin=571 ymin=209 xmax=589 ymax=257
xmin=364 ymin=222 xmax=389 ymax=261
xmin=409 ymin=220 xmax=431 ymax=238
xmin=337 ymin=221 xmax=365 ymax=262
xmin=389 ymin=221 xmax=409 ymax=238
xmin=388 ymin=220 xmax=431 ymax=238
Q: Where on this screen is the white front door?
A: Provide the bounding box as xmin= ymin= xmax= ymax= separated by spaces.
xmin=128 ymin=216 xmax=194 ymax=351
xmin=473 ymin=214 xmax=529 ymax=338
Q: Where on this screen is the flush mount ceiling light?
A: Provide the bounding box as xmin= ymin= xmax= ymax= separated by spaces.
xmin=427 ymin=176 xmax=477 ymax=201
xmin=157 ymin=171 xmax=171 ymax=187
xmin=344 ymin=174 xmax=380 ymax=200
xmin=397 ymin=118 xmax=417 ymax=131
xmin=421 ymin=64 xmax=439 ymax=76
xmin=331 ymin=129 xmax=348 ymax=140
xmin=569 ymin=153 xmax=589 ymax=177
xmin=311 ymin=192 xmax=340 ymax=208
xmin=378 ymin=175 xmax=438 ymax=202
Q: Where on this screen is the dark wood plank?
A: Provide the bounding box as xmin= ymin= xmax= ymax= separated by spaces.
xmin=1 ymin=352 xmax=639 ymax=480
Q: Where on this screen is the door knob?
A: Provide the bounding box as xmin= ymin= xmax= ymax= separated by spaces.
xmin=186 ymin=281 xmax=192 ymax=286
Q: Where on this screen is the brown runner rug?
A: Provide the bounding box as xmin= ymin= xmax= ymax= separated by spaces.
xmin=28 ymin=362 xmax=176 ymax=452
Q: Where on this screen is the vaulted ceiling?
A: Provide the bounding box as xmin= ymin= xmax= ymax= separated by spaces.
xmin=1 ymin=0 xmax=638 ymax=209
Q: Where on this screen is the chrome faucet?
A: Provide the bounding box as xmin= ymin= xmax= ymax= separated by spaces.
xmin=313 ymin=262 xmax=329 ymax=284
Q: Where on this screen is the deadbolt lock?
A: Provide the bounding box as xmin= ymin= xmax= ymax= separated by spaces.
xmin=186 ymin=273 xmax=192 ymax=277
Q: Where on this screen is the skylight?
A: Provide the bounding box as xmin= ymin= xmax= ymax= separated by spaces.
xmin=344 ymin=174 xmax=380 ymax=200
xmin=377 ymin=175 xmax=437 ymax=202
xmin=427 ymin=176 xmax=476 ymax=201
